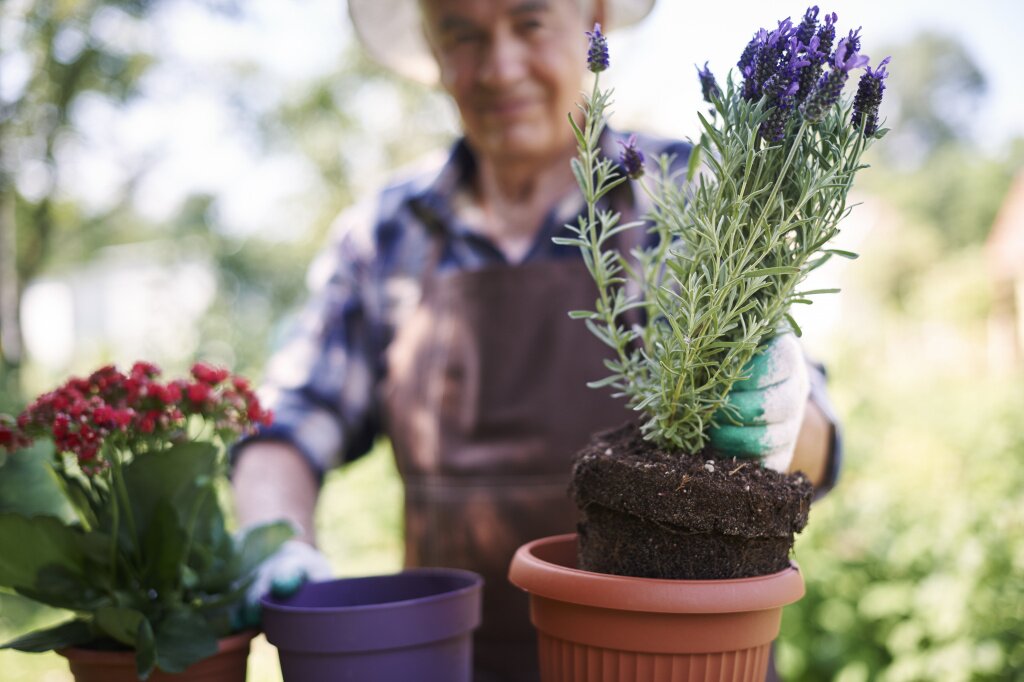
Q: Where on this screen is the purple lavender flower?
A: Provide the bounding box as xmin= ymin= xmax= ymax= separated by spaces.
xmin=738 ymin=32 xmax=761 ymax=74
xmin=851 ymin=56 xmax=891 ymax=135
xmin=760 ymin=45 xmax=810 ymax=141
xmin=760 ymin=79 xmax=801 ymax=141
xmin=839 ymin=27 xmax=862 ymax=61
xmin=740 ymin=29 xmax=768 ymax=100
xmin=696 ymin=61 xmax=722 ymax=103
xmin=799 ymin=37 xmax=870 ymax=123
xmin=794 ymin=6 xmax=820 ymax=48
xmin=794 ymin=35 xmax=827 ymax=104
xmin=586 ymin=23 xmax=609 ymax=73
xmin=742 ymin=20 xmax=793 ymax=102
xmin=815 ymin=11 xmax=838 ymax=57
xmin=618 ymin=134 xmax=645 ymax=179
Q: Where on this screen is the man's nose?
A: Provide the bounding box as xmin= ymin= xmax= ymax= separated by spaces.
xmin=477 ymin=28 xmax=528 ymax=87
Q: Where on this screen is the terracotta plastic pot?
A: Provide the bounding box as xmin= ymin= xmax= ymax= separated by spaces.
xmin=508 ymin=534 xmax=804 ymax=682
xmin=59 ymin=630 xmax=255 ymax=682
xmin=261 ymin=567 xmax=483 ymax=682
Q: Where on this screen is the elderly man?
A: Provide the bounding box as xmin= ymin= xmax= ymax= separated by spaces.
xmin=233 ymin=1 xmax=840 ymax=680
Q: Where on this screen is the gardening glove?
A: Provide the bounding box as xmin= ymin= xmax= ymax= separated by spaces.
xmin=708 ymin=333 xmax=810 ymax=473
xmin=235 ymin=539 xmax=333 ymax=629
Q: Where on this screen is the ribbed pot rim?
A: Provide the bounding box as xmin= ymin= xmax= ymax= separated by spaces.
xmin=509 ymin=533 xmax=804 ymax=614
xmin=58 ymin=629 xmax=256 ymax=664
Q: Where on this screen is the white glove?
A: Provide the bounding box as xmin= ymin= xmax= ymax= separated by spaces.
xmin=236 ymin=539 xmax=333 ymax=628
xmin=708 ymin=333 xmax=810 ymax=473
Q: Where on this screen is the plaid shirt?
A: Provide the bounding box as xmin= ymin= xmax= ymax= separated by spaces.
xmin=235 ymin=131 xmax=842 ymax=492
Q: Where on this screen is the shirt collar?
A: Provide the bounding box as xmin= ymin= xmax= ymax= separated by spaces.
xmin=408 ymin=130 xmax=643 ymax=237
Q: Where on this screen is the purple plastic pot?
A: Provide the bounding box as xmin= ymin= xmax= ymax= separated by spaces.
xmin=260 ymin=568 xmax=483 ymax=682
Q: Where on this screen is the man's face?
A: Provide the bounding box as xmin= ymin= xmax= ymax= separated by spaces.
xmin=421 ymin=0 xmax=591 ymax=165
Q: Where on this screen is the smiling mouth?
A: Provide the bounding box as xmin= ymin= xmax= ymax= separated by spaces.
xmin=481 ymin=99 xmax=537 ymax=118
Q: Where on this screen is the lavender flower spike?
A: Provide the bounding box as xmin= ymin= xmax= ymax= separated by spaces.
xmin=618 ymin=134 xmax=645 ymax=179
xmin=816 ymin=11 xmax=838 ymax=57
xmin=697 ymin=62 xmax=722 ymax=103
xmin=852 ymin=56 xmax=891 ymax=135
xmin=586 ymin=23 xmax=609 ymax=73
xmin=800 ymin=37 xmax=869 ymax=123
xmin=794 ymin=6 xmax=820 ymax=47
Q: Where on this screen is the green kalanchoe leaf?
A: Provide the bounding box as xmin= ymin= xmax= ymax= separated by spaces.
xmin=136 ymin=618 xmax=157 ymax=681
xmin=141 ymin=499 xmax=188 ymax=600
xmin=0 ymin=619 xmax=94 ymax=652
xmin=153 ymin=610 xmax=218 ymax=674
xmin=95 ymin=606 xmax=145 ymax=647
xmin=0 ymin=513 xmax=90 ymax=593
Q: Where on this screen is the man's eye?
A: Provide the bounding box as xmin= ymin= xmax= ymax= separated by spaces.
xmin=517 ymin=19 xmax=543 ymax=33
xmin=452 ymin=31 xmax=483 ymax=45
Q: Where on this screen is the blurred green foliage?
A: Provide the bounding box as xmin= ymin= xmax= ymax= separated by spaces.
xmin=778 ymin=349 xmax=1024 ymax=681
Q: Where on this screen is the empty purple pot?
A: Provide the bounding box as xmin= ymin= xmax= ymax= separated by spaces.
xmin=261 ymin=568 xmax=483 ymax=682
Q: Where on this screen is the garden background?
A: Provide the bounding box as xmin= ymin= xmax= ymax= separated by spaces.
xmin=1 ymin=0 xmax=1022 ymax=680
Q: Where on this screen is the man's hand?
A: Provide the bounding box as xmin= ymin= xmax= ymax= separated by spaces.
xmin=708 ymin=333 xmax=810 ymax=473
xmin=234 ymin=539 xmax=333 ymax=629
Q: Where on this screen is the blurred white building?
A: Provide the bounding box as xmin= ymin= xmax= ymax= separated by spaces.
xmin=21 ymin=241 xmax=216 ymax=375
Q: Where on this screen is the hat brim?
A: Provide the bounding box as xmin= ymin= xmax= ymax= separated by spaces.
xmin=348 ymin=0 xmax=656 ymax=84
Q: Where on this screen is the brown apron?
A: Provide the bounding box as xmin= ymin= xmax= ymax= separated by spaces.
xmin=383 ymin=237 xmax=632 ymax=681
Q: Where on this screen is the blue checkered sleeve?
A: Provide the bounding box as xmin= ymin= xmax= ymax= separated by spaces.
xmin=232 ymin=201 xmax=384 ymax=479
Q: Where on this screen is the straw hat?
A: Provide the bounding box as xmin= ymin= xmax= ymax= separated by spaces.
xmin=348 ymin=0 xmax=656 ymax=84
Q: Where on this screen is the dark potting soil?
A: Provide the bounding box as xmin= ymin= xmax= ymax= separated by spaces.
xmin=571 ymin=422 xmax=813 ymax=579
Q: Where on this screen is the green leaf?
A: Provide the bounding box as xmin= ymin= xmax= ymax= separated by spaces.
xmin=95 ymin=606 xmax=145 ymax=647
xmin=236 ymin=521 xmax=294 ymax=579
xmin=568 ymin=310 xmax=597 ymax=320
xmin=784 ymin=313 xmax=803 ymax=337
xmin=0 ymin=441 xmax=73 ymax=520
xmin=141 ymin=499 xmax=187 ymax=598
xmin=586 ymin=375 xmax=620 ymax=389
xmin=686 ymin=142 xmax=703 ymax=183
xmin=121 ymin=442 xmax=218 ymax=536
xmin=1 ymin=619 xmax=94 ymax=652
xmin=0 ymin=513 xmax=89 ymax=592
xmin=136 ymin=618 xmax=156 ymax=681
xmin=568 ymin=112 xmax=586 ymax=148
xmin=796 ymin=288 xmax=841 ymax=296
xmin=153 ymin=610 xmax=218 ymax=674
xmin=570 ymin=157 xmax=588 ymax=196
xmin=742 ymin=266 xmax=800 ymax=278
xmin=825 ymin=248 xmax=859 ymax=259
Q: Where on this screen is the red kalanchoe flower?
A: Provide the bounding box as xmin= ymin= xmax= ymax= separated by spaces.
xmin=187 ymin=382 xmax=212 ymax=404
xmin=131 ymin=361 xmax=161 ymax=379
xmin=192 ymin=363 xmax=230 ymax=386
xmin=0 ymin=415 xmax=31 ymax=452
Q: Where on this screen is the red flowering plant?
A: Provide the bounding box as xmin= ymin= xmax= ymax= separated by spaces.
xmin=0 ymin=362 xmax=292 ymax=679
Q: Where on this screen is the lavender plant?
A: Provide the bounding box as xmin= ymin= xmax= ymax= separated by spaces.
xmin=562 ymin=9 xmax=890 ymax=456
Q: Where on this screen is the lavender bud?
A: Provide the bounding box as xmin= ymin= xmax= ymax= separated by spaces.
xmin=586 ymin=23 xmax=609 ymax=73
xmin=800 ymin=38 xmax=869 ymax=123
xmin=748 ymin=24 xmax=789 ymax=101
xmin=618 ymin=134 xmax=645 ymax=179
xmin=760 ymin=78 xmax=800 ymax=141
xmin=839 ymin=28 xmax=862 ymax=62
xmin=696 ymin=61 xmax=722 ymax=103
xmin=794 ymin=6 xmax=819 ymax=48
xmin=794 ymin=35 xmax=826 ymax=104
xmin=760 ymin=49 xmax=808 ymax=141
xmin=816 ymin=11 xmax=838 ymax=57
xmin=737 ymin=32 xmax=761 ymax=73
xmin=851 ymin=56 xmax=890 ymax=135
